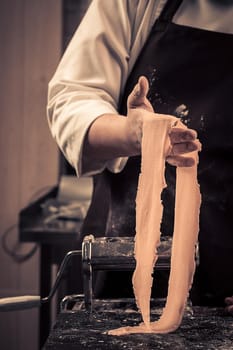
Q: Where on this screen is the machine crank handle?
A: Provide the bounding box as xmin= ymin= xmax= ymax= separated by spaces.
xmin=0 ymin=250 xmax=81 ymax=312
xmin=0 ymin=295 xmax=41 ymax=311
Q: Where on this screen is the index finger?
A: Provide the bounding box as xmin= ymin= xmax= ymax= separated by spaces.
xmin=169 ymin=127 xmax=197 ymax=144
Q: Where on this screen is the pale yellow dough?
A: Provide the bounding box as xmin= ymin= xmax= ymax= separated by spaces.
xmin=109 ymin=116 xmax=201 ymax=335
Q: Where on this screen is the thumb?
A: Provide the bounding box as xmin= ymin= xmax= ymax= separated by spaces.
xmin=127 ymin=76 xmax=153 ymax=111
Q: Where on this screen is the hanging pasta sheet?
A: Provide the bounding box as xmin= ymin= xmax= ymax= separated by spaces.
xmin=109 ymin=116 xmax=201 ymax=335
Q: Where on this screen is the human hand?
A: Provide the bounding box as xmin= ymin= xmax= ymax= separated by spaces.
xmin=126 ymin=76 xmax=200 ymax=167
xmin=225 ymin=296 xmax=233 ymax=315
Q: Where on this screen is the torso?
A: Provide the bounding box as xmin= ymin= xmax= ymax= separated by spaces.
xmin=83 ymin=0 xmax=233 ymax=302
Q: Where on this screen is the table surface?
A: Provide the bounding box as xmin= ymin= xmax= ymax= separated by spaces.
xmin=44 ymin=299 xmax=233 ymax=350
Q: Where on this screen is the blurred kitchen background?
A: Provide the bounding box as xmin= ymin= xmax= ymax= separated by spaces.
xmin=0 ymin=1 xmax=92 ymax=349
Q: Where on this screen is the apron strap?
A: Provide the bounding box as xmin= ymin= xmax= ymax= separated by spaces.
xmin=154 ymin=0 xmax=183 ymax=32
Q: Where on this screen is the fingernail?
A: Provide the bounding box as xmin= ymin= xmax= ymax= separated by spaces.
xmin=187 ymin=143 xmax=197 ymax=151
xmin=185 ymin=158 xmax=195 ymax=167
xmin=134 ymin=83 xmax=140 ymax=97
xmin=183 ymin=132 xmax=195 ymax=141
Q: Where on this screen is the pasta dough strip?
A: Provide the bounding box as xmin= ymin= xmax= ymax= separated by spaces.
xmin=132 ymin=117 xmax=173 ymax=327
xmin=108 ymin=116 xmax=201 ymax=335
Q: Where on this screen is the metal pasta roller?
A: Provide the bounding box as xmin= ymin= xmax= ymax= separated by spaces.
xmin=81 ymin=235 xmax=173 ymax=311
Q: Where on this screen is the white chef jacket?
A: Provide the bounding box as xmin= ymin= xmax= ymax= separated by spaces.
xmin=47 ymin=0 xmax=167 ymax=177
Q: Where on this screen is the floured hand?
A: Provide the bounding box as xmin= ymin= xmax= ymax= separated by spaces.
xmin=126 ymin=76 xmax=200 ymax=167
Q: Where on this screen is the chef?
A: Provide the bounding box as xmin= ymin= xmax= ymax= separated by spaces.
xmin=47 ymin=0 xmax=233 ymax=313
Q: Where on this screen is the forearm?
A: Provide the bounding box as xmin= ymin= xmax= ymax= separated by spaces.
xmin=82 ymin=113 xmax=140 ymax=165
xmin=82 ymin=76 xmax=160 ymax=166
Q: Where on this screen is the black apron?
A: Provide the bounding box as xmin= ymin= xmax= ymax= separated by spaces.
xmin=81 ymin=0 xmax=233 ymax=305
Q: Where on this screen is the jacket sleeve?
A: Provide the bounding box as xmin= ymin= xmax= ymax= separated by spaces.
xmin=47 ymin=0 xmax=138 ymax=177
